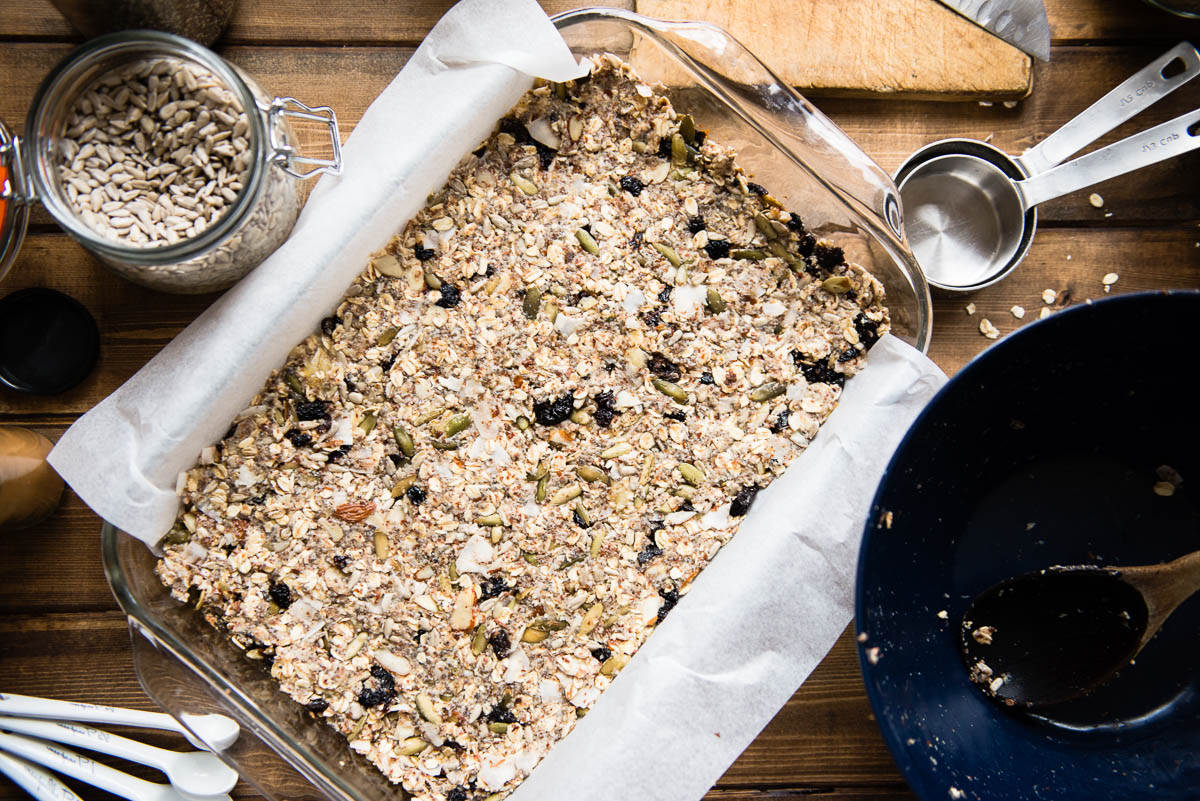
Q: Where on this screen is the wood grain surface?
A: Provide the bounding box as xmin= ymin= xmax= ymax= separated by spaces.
xmin=2 ymin=2 xmax=1200 ymax=801
xmin=637 ymin=0 xmax=1032 ymax=100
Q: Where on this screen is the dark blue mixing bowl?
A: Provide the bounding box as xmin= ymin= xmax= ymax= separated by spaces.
xmin=856 ymin=291 xmax=1200 ymax=800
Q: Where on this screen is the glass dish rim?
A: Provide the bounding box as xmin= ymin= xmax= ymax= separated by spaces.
xmin=102 ymin=8 xmax=935 ymax=801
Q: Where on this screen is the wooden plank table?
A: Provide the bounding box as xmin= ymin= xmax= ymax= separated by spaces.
xmin=2 ymin=2 xmax=1200 ymax=800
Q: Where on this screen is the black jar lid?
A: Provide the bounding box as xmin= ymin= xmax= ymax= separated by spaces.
xmin=0 ymin=287 xmax=100 ymax=395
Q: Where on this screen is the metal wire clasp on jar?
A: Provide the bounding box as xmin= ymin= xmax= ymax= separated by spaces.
xmin=0 ymin=30 xmax=342 ymax=293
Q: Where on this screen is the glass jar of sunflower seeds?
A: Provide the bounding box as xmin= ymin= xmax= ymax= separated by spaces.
xmin=0 ymin=30 xmax=342 ymax=293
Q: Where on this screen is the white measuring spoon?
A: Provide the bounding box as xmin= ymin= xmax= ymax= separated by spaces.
xmin=0 ymin=716 xmax=238 ymax=796
xmin=0 ymin=694 xmax=238 ymax=752
xmin=0 ymin=731 xmax=231 ymax=801
xmin=0 ymin=749 xmax=85 ymax=801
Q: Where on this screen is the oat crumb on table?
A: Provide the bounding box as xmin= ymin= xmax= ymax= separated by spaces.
xmin=156 ymin=55 xmax=890 ymax=801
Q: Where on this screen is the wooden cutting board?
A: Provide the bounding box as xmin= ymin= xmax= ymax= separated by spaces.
xmin=635 ymin=0 xmax=1033 ymax=100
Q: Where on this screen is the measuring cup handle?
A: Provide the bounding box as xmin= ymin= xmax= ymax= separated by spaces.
xmin=1016 ymin=41 xmax=1200 ymax=176
xmin=1017 ymin=108 xmax=1200 ymax=209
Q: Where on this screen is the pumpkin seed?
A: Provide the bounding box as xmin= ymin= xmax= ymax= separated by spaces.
xmin=577 ymin=465 xmax=611 ymax=485
xmin=631 ymin=141 xmax=648 ymax=154
xmin=579 ymin=602 xmax=603 ymax=636
xmin=529 ymin=618 xmax=568 ymax=632
xmin=423 ymin=269 xmax=442 ymax=290
xmin=397 ymin=737 xmax=428 ymax=756
xmin=161 ymin=526 xmax=190 ymax=546
xmin=445 ymin=414 xmax=472 ymax=438
xmin=749 ymin=381 xmax=786 ymax=402
xmin=678 ymin=462 xmax=705 ymax=486
xmin=671 ymin=133 xmax=687 ymax=166
xmin=821 ymin=276 xmax=853 ymax=294
xmin=475 ymin=513 xmax=504 ymax=527
xmin=575 ymin=707 xmax=588 ymax=718
xmin=449 ymin=561 xmax=459 ymax=581
xmin=652 ymin=242 xmax=681 ymax=267
xmin=569 ymin=409 xmax=591 ymax=425
xmin=523 ymin=286 xmax=542 ymax=319
xmin=554 ymin=81 xmax=567 ymax=100
xmin=521 ymin=627 xmax=549 ymax=644
xmin=372 ymin=253 xmax=404 ymax=278
xmin=377 ymin=327 xmax=399 ymax=346
xmin=575 ymin=228 xmax=600 ymax=255
xmin=415 ymin=406 xmax=447 ymax=425
xmin=678 ymin=114 xmax=696 ymax=144
xmin=768 ymin=239 xmax=801 ymax=269
xmin=359 ymin=412 xmax=377 ymax=435
xmin=488 ymin=722 xmax=510 ymax=735
xmin=285 ymin=372 xmax=304 ymax=397
xmin=393 ymin=426 xmax=415 ymax=458
xmin=471 ymin=623 xmax=488 ymax=654
xmin=535 ymin=474 xmax=549 ymax=503
xmin=416 ymin=694 xmax=442 ymax=725
xmin=431 ymin=440 xmax=459 ymax=451
xmin=706 ymin=287 xmax=726 ymax=313
xmin=599 ymin=654 xmax=629 ymax=676
xmin=600 ymin=442 xmax=632 ymax=460
xmin=522 ymin=551 xmax=540 ymax=566
xmin=374 ymin=530 xmax=389 ymax=559
xmin=652 ymin=377 xmax=689 ymax=405
xmin=558 ymin=553 xmax=585 ymax=570
xmin=641 ymin=453 xmax=656 ymax=488
xmin=516 ymin=415 xmax=531 ymax=431
xmin=545 ymin=298 xmax=559 ymax=323
xmin=573 ymin=501 xmax=592 ymax=528
xmin=754 ymin=212 xmax=778 ymax=240
xmin=549 ymin=484 xmax=582 ymax=506
xmin=511 ymin=173 xmax=538 ymax=195
xmin=732 ymin=249 xmax=766 ymax=261
xmin=348 ymin=716 xmax=369 ymax=741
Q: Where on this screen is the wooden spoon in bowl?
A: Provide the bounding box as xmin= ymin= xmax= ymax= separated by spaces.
xmin=959 ymin=548 xmax=1200 ymax=708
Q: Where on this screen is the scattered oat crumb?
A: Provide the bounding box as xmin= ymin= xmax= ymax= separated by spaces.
xmin=1010 ymin=305 xmax=1025 ymax=319
xmin=883 ymin=510 xmax=894 ymax=529
xmin=906 ymin=737 xmax=917 ymax=746
xmin=979 ymin=318 xmax=1000 ymax=339
xmin=1041 ymin=288 xmax=1056 ymax=304
xmin=972 ymin=625 xmax=996 ymax=645
xmin=1039 ymin=307 xmax=1052 ymax=319
xmin=1157 ymin=465 xmax=1183 ymax=488
xmin=978 ymin=100 xmax=993 ymax=107
xmin=1154 ymin=481 xmax=1176 ymax=497
xmin=949 ymin=787 xmax=965 ymax=800
xmin=866 ymin=646 xmax=882 ymax=664
xmin=1003 ymin=100 xmax=1018 ymax=109
xmin=1088 ymin=192 xmax=1104 ymax=208
xmin=984 ymin=132 xmax=994 ymax=143
xmin=989 ymin=676 xmax=1005 ymax=693
xmin=937 ymin=609 xmax=949 ymax=620
xmin=1025 ymin=521 xmax=1036 ymax=530
xmin=965 ymin=302 xmax=976 ymax=315
xmin=1102 ymin=272 xmax=1119 ymax=286
xmin=857 ymin=631 xmax=869 ymax=643
xmin=1066 ymin=254 xmax=1072 ymax=260
xmin=1105 ymin=211 xmax=1113 ymax=217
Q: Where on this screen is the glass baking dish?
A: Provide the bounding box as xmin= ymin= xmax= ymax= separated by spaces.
xmin=101 ymin=9 xmax=932 ymax=801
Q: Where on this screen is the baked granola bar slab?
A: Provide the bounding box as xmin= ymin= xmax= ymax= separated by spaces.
xmin=157 ymin=55 xmax=889 ymax=801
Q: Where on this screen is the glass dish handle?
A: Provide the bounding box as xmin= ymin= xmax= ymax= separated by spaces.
xmin=265 ymin=97 xmax=344 ymax=180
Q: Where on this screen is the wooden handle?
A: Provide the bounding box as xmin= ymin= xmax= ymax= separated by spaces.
xmin=1119 ymin=549 xmax=1200 ymax=645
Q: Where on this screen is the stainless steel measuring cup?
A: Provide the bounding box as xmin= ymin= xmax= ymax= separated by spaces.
xmin=896 ymin=41 xmax=1200 ymax=292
